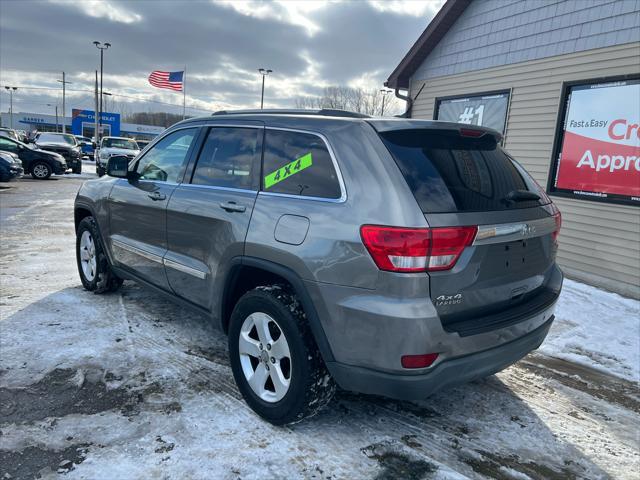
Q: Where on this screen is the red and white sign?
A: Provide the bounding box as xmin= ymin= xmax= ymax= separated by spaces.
xmin=554 ymin=81 xmax=640 ymax=202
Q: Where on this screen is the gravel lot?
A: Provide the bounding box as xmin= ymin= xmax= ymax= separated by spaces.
xmin=1 ymin=171 xmax=638 ymax=479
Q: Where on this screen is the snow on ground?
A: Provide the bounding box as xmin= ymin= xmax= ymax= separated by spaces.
xmin=1 ymin=176 xmax=639 ymax=479
xmin=541 ymin=278 xmax=640 ymax=382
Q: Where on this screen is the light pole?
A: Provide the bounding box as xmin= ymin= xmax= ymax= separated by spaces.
xmin=4 ymin=86 xmax=17 ymax=129
xmin=102 ymin=91 xmax=112 ymax=114
xmin=57 ymin=72 xmax=72 ymax=133
xmin=47 ymin=104 xmax=59 ymax=132
xmin=258 ymin=68 xmax=272 ymax=109
xmin=93 ymin=41 xmax=111 ymax=140
xmin=380 ymin=88 xmax=393 ymax=116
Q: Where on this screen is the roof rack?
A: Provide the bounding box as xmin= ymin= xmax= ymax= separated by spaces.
xmin=211 ymin=109 xmax=370 ymax=119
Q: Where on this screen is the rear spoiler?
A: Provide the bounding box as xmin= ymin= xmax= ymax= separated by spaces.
xmin=367 ymin=119 xmax=502 ymax=144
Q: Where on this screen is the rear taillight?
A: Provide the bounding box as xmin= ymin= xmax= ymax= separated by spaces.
xmin=360 ymin=225 xmax=477 ymax=273
xmin=429 ymin=227 xmax=478 ymax=271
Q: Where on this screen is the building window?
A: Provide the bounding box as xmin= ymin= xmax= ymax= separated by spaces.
xmin=434 ymin=90 xmax=510 ymax=135
xmin=547 ymin=75 xmax=639 ymax=207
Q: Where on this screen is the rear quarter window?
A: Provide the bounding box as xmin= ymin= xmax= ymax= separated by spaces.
xmin=262 ymin=130 xmax=342 ymax=199
xmin=380 ymin=129 xmax=545 ymax=213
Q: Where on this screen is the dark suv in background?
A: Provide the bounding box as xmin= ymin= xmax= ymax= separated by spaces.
xmin=74 ymin=109 xmax=562 ymax=424
xmin=35 ymin=132 xmax=82 ymax=174
xmin=0 ymin=135 xmax=67 ymax=179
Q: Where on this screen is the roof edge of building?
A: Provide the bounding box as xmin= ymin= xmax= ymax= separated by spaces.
xmin=385 ymin=0 xmax=472 ymax=90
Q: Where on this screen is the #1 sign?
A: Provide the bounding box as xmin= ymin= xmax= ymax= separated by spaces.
xmin=551 ymin=79 xmax=640 ymax=205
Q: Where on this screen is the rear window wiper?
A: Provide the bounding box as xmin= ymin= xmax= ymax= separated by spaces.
xmin=503 ymin=189 xmax=540 ymax=203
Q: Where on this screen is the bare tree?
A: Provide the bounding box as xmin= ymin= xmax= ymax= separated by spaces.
xmin=295 ymin=86 xmax=404 ymax=116
xmin=295 ymin=96 xmax=321 ymax=110
xmin=122 ymin=111 xmax=187 ymax=127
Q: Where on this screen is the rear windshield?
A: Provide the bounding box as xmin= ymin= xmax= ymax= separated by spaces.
xmin=380 ymin=129 xmax=546 ymax=213
xmin=38 ymin=133 xmax=77 ymax=145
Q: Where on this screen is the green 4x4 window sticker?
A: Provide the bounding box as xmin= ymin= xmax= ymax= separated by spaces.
xmin=264 ymin=152 xmax=313 ymax=189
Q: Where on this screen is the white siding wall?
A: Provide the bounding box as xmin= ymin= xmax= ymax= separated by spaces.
xmin=409 ymin=42 xmax=640 ymax=298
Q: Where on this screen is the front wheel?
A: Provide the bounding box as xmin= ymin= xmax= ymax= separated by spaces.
xmin=73 ymin=163 xmax=82 ymax=174
xmin=76 ymin=216 xmax=123 ymax=293
xmin=31 ymin=161 xmax=52 ymax=179
xmin=228 ymin=286 xmax=335 ymax=425
xmin=96 ymin=165 xmax=105 ymax=177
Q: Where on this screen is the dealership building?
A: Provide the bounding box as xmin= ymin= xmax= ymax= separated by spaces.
xmin=386 ymin=0 xmax=640 ymax=298
xmin=0 ymin=109 xmax=165 ymax=141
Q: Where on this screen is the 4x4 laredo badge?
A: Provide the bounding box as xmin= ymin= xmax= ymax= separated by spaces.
xmin=264 ymin=152 xmax=313 ymax=188
xmin=435 ymin=293 xmax=463 ymax=306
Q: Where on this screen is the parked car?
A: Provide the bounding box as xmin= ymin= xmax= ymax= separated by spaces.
xmin=75 ymin=135 xmax=95 ymax=159
xmin=34 ymin=132 xmax=82 ymax=174
xmin=0 ymin=127 xmax=19 ymax=141
xmin=0 ymin=151 xmax=24 ymax=181
xmin=74 ymin=109 xmax=563 ymax=425
xmin=95 ymin=136 xmax=140 ymax=177
xmin=0 ymin=135 xmax=66 ymax=179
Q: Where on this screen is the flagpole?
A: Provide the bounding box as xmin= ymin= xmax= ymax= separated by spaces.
xmin=183 ymin=66 xmax=186 ymax=120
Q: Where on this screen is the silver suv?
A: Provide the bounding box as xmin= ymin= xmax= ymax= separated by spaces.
xmin=74 ymin=110 xmax=563 ymax=424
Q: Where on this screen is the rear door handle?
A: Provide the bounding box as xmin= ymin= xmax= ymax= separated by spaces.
xmin=219 ymin=201 xmax=246 ymax=213
xmin=148 ymin=192 xmax=166 ymax=201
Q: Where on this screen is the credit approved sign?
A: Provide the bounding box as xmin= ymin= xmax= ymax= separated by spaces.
xmin=550 ymin=78 xmax=640 ymax=205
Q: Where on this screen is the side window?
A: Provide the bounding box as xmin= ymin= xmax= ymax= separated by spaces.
xmin=134 ymin=128 xmax=197 ymax=183
xmin=262 ymin=130 xmax=341 ymax=199
xmin=191 ymin=127 xmax=261 ymax=189
xmin=0 ymin=137 xmax=18 ymax=153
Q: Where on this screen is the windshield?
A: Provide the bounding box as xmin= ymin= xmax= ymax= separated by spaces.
xmin=37 ymin=133 xmax=77 ymax=145
xmin=0 ymin=130 xmax=17 ymax=139
xmin=380 ymin=129 xmax=547 ymax=213
xmin=102 ymin=138 xmax=139 ymax=150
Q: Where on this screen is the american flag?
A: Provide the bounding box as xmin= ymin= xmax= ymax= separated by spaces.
xmin=148 ymin=70 xmax=184 ymax=91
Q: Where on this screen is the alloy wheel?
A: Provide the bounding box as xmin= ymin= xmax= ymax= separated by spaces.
xmin=33 ymin=164 xmax=49 ymax=178
xmin=79 ymin=230 xmax=97 ymax=282
xmin=239 ymin=312 xmax=291 ymax=402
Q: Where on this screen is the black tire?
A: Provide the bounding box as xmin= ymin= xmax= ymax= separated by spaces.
xmin=96 ymin=165 xmax=105 ymax=177
xmin=73 ymin=163 xmax=82 ymax=174
xmin=76 ymin=216 xmax=123 ymax=294
xmin=31 ymin=161 xmax=52 ymax=180
xmin=228 ymin=285 xmax=335 ymax=425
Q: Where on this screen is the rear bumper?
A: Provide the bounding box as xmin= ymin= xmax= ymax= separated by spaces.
xmin=328 ymin=316 xmax=554 ymax=400
xmin=306 ymin=265 xmax=561 ymax=372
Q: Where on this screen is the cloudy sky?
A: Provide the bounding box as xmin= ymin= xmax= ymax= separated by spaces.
xmin=0 ymin=0 xmax=442 ymax=119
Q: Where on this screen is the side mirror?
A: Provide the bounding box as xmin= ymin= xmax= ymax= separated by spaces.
xmin=106 ymin=155 xmax=130 ymax=178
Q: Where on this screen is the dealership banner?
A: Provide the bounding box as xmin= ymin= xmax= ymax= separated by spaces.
xmin=435 ymin=91 xmax=510 ymax=134
xmin=549 ymin=78 xmax=640 ymax=205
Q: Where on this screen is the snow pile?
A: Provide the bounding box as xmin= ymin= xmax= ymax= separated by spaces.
xmin=541 ymin=278 xmax=640 ymax=382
